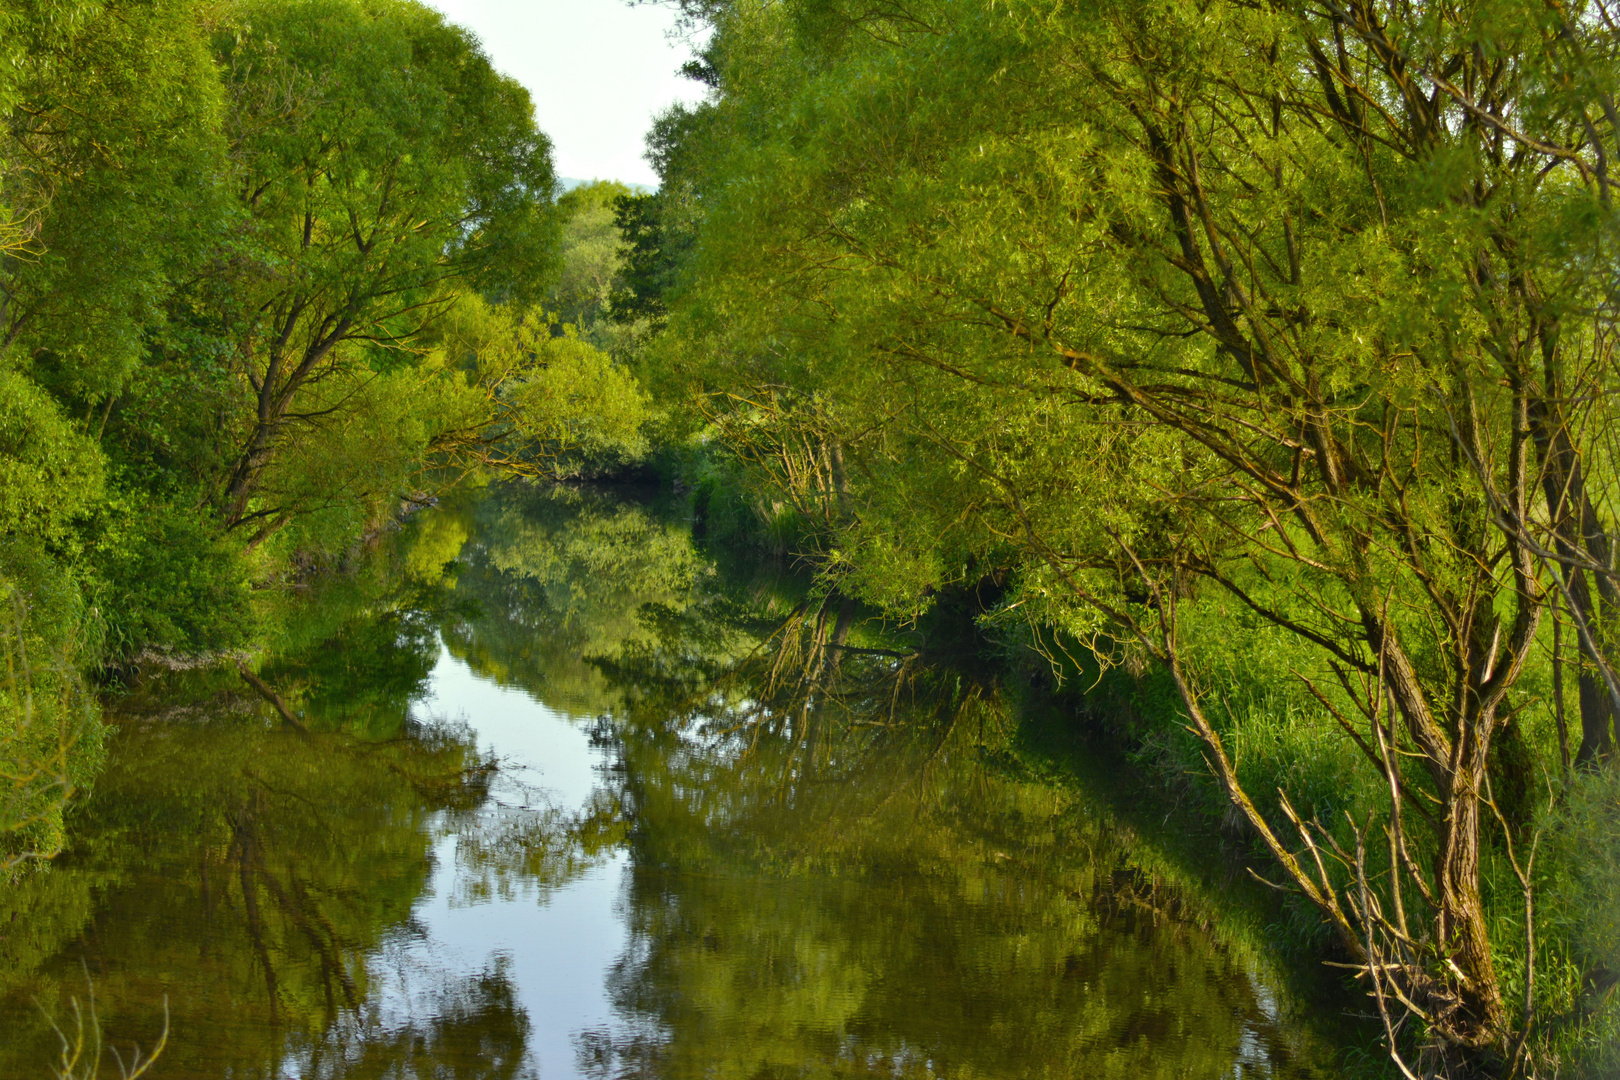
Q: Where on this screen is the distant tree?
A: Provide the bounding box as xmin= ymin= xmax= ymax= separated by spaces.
xmin=549 ymin=180 xmax=633 ymax=337
xmin=609 ymin=106 xmax=705 ymax=328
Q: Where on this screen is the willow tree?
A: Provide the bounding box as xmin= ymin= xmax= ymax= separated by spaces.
xmin=0 ymin=0 xmax=222 ymax=535
xmin=0 ymin=0 xmax=225 ymax=406
xmin=207 ymin=0 xmax=557 ymax=532
xmin=0 ymin=0 xmax=232 ymax=864
xmin=652 ymin=0 xmax=1620 ymax=1073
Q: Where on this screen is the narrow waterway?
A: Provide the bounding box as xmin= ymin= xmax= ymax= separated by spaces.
xmin=0 ymin=484 xmax=1349 ymax=1078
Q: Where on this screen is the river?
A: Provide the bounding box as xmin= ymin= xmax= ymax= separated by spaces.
xmin=0 ymin=484 xmax=1351 ymax=1078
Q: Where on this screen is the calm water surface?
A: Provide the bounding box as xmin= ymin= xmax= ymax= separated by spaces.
xmin=0 ymin=486 xmax=1345 ymax=1078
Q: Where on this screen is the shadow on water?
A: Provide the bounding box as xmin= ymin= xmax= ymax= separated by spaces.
xmin=0 ymin=482 xmax=1368 ymax=1079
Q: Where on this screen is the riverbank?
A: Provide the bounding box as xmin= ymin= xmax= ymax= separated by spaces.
xmin=663 ymin=451 xmax=1620 ymax=1078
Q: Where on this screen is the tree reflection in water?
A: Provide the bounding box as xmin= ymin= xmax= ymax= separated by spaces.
xmin=0 ymin=484 xmax=1346 ymax=1079
xmin=292 ymin=963 xmax=535 ymax=1080
xmin=0 ymin=517 xmax=540 ymax=1077
xmin=573 ymin=594 xmax=1340 ymax=1080
xmin=440 ymin=484 xmax=755 ymax=717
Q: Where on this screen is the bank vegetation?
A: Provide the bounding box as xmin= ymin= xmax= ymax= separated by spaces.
xmin=620 ymin=1 xmax=1620 ymax=1076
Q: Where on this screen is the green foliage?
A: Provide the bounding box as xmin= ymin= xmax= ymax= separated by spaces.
xmin=610 ymin=191 xmax=683 ymax=327
xmin=0 ymin=546 xmax=106 ymax=874
xmin=608 ymin=105 xmax=705 ymax=330
xmin=639 ymin=0 xmax=1620 ymax=1070
xmin=0 ymin=0 xmax=664 ymax=879
xmin=0 ymin=367 xmax=104 ymax=545
xmin=443 ymin=484 xmax=720 ymax=712
xmin=0 ymin=0 xmax=657 ymax=669
xmin=1534 ymin=767 xmax=1620 ymax=1071
xmin=1544 ymin=769 xmax=1620 ymax=973
xmin=425 ymin=294 xmax=654 ymax=479
xmin=0 ymin=712 xmax=494 ymax=1073
xmin=86 ymin=501 xmax=256 ymax=661
xmin=2 ymin=0 xmax=227 ymax=403
xmin=550 ymin=180 xmax=634 ymax=340
xmin=207 ymin=0 xmax=561 ymax=523
xmin=577 ymin=566 xmax=1352 ymax=1079
xmin=1 ymin=482 xmax=1354 ymax=1078
xmin=506 ymin=335 xmax=652 ymax=461
xmin=212 ymin=0 xmax=556 ymax=303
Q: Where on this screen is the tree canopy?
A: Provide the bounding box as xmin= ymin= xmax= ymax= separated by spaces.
xmin=631 ymin=0 xmax=1620 ymax=1073
xmin=0 ymin=0 xmax=653 ymax=867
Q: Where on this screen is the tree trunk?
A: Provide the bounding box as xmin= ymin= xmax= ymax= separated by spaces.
xmin=1436 ymin=758 xmax=1508 ymax=1049
xmin=222 ymin=416 xmax=278 ymax=527
xmin=1528 ymin=388 xmax=1620 ymax=764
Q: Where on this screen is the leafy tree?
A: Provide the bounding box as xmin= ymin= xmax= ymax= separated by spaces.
xmin=206 ymin=0 xmax=558 ymax=529
xmin=644 ymin=0 xmax=1620 ymax=1073
xmin=0 ymin=0 xmax=225 ymax=406
xmin=549 ymin=180 xmax=634 ymax=342
xmin=86 ymin=502 xmax=256 ymax=659
xmin=0 ymin=0 xmax=222 ymax=865
xmin=422 ymin=295 xmax=652 ymax=482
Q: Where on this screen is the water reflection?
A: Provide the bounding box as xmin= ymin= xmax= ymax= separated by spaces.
xmin=442 ymin=485 xmax=742 ymax=716
xmin=0 ymin=484 xmax=1344 ymax=1078
xmin=0 ymin=711 xmax=506 ymax=1076
xmin=583 ymin=615 xmax=1325 ymax=1079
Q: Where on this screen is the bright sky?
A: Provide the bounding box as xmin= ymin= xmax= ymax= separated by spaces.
xmin=429 ymin=0 xmax=706 ymax=188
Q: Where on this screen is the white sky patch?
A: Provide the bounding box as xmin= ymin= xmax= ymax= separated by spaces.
xmin=430 ymin=0 xmax=707 ymax=188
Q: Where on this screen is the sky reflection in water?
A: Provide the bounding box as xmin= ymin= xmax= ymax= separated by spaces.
xmin=0 ymin=485 xmax=1343 ymax=1079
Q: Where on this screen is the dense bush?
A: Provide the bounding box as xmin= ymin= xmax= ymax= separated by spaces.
xmin=86 ymin=501 xmax=256 ymax=662
xmin=0 ymin=547 xmax=105 ymax=874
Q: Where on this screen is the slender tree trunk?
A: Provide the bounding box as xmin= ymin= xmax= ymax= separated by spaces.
xmin=1554 ymin=608 xmax=1572 ymax=776
xmin=1374 ymin=608 xmax=1512 ymax=1051
xmin=221 ymin=312 xmax=352 ymax=527
xmin=1528 ymin=390 xmax=1620 ymax=764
